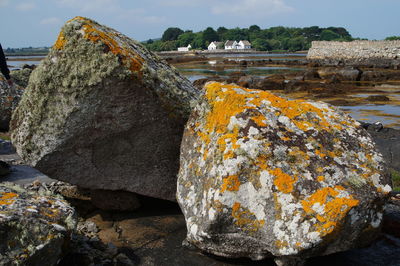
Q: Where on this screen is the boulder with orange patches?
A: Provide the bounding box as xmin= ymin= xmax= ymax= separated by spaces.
xmin=177 ymin=82 xmax=391 ymax=262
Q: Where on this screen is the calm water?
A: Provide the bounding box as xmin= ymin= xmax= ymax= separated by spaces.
xmin=6 ymin=55 xmax=44 ymax=70
xmin=6 ymin=54 xmax=400 ymax=128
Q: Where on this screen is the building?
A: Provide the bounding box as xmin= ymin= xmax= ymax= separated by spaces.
xmin=224 ymin=40 xmax=238 ymax=50
xmin=224 ymin=40 xmax=251 ymax=50
xmin=208 ymin=41 xmax=224 ymax=50
xmin=177 ymin=44 xmax=192 ymax=52
xmin=238 ymin=40 xmax=252 ymax=50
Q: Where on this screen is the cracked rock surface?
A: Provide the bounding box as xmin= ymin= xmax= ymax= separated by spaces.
xmin=10 ymin=16 xmax=199 ymax=201
xmin=177 ymin=82 xmax=392 ymax=261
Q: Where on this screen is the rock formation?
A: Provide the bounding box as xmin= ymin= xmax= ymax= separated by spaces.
xmin=0 ymin=182 xmax=76 ymax=265
xmin=177 ymin=82 xmax=392 ymax=263
xmin=0 ymin=76 xmax=24 ymax=131
xmin=10 ymin=16 xmax=199 ymax=201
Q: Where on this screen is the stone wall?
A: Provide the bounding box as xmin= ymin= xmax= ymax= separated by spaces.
xmin=307 ymin=41 xmax=400 ymax=68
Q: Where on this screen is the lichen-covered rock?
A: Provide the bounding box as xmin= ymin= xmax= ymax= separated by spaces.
xmin=177 ymin=82 xmax=392 ymax=261
xmin=0 ymin=182 xmax=76 ymax=265
xmin=10 ymin=68 xmax=33 ymax=88
xmin=0 ymin=76 xmax=24 ymax=131
xmin=10 ymin=16 xmax=199 ymax=201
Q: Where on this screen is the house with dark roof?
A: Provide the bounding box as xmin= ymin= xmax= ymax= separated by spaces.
xmin=224 ymin=40 xmax=252 ymax=50
xmin=224 ymin=40 xmax=238 ymax=50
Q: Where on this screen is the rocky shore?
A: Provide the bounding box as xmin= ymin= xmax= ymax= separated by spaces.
xmin=1 ymin=17 xmax=400 ymax=265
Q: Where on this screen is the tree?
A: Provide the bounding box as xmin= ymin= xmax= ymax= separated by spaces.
xmin=146 ymin=39 xmax=154 ymax=44
xmin=223 ymin=27 xmax=248 ymax=41
xmin=385 ymin=36 xmax=400 ymax=40
xmin=252 ymin=38 xmax=270 ymax=51
xmin=320 ymin=30 xmax=341 ymax=41
xmin=192 ymin=33 xmax=206 ymax=49
xmin=177 ymin=31 xmax=196 ymax=47
xmin=203 ymin=27 xmax=219 ymax=43
xmin=249 ymin=25 xmax=261 ymax=32
xmin=162 ymin=27 xmax=184 ymax=41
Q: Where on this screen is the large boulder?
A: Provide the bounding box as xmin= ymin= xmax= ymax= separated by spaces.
xmin=10 ymin=17 xmax=199 ymax=201
xmin=177 ymin=82 xmax=391 ymax=263
xmin=0 ymin=76 xmax=24 ymax=131
xmin=0 ymin=182 xmax=76 ymax=265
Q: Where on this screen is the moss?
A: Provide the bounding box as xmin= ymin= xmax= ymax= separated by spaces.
xmin=391 ymin=169 xmax=400 ymax=192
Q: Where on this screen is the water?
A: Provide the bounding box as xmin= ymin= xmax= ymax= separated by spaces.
xmin=6 ymin=54 xmax=399 ymax=128
xmin=6 ymin=55 xmax=44 ymax=70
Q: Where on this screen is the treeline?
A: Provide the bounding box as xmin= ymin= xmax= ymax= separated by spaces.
xmin=144 ymin=25 xmax=354 ymax=52
xmin=4 ymin=47 xmax=50 ymax=56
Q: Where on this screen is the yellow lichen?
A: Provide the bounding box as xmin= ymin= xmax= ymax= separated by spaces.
xmin=270 ymin=168 xmax=297 ymax=193
xmin=301 ymin=186 xmax=359 ymax=236
xmin=231 ymin=202 xmax=265 ymax=232
xmin=0 ymin=192 xmax=18 ymax=205
xmin=221 ymin=175 xmax=241 ymax=192
xmin=53 ymin=31 xmax=66 ymax=50
xmin=59 ymin=16 xmax=144 ymax=77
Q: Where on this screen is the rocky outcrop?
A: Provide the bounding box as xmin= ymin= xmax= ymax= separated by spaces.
xmin=177 ymin=82 xmax=391 ymax=263
xmin=10 ymin=16 xmax=199 ymax=201
xmin=0 ymin=182 xmax=76 ymax=265
xmin=307 ymin=41 xmax=400 ymax=68
xmin=0 ymin=76 xmax=24 ymax=131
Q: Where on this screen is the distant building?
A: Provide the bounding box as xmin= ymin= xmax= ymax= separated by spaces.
xmin=177 ymin=44 xmax=192 ymax=52
xmin=208 ymin=41 xmax=224 ymax=50
xmin=224 ymin=40 xmax=238 ymax=50
xmin=238 ymin=40 xmax=252 ymax=49
xmin=224 ymin=40 xmax=251 ymax=50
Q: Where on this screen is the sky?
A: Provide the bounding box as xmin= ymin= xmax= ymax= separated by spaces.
xmin=0 ymin=0 xmax=399 ymax=48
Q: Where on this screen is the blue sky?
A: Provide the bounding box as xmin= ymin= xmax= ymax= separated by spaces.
xmin=0 ymin=0 xmax=399 ymax=48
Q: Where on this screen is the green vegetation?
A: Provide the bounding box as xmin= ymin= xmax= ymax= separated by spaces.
xmin=4 ymin=47 xmax=50 ymax=56
xmin=385 ymin=36 xmax=400 ymax=41
xmin=144 ymin=25 xmax=354 ymax=52
xmin=392 ymin=169 xmax=400 ymax=192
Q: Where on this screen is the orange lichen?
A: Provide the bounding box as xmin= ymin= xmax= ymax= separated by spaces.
xmin=221 ymin=175 xmax=241 ymax=192
xmin=301 ymin=186 xmax=359 ymax=236
xmin=61 ymin=17 xmax=144 ymax=77
xmin=231 ymin=202 xmax=265 ymax=232
xmin=270 ymin=168 xmax=297 ymax=193
xmin=0 ymin=192 xmax=18 ymax=205
xmin=317 ymin=176 xmax=325 ymax=182
xmin=53 ymin=31 xmax=66 ymax=50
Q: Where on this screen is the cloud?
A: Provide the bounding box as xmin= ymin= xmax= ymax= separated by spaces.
xmin=211 ymin=0 xmax=294 ymax=17
xmin=0 ymin=0 xmax=9 ymax=7
xmin=16 ymin=2 xmax=36 ymax=11
xmin=40 ymin=17 xmax=62 ymax=26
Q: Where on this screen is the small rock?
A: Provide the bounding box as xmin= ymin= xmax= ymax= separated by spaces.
xmin=0 ymin=182 xmax=77 ymax=265
xmin=0 ymin=76 xmax=24 ymax=131
xmin=366 ymin=95 xmax=390 ymax=102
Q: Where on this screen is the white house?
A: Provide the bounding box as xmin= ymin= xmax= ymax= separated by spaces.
xmin=224 ymin=40 xmax=238 ymax=50
xmin=208 ymin=41 xmax=224 ymax=50
xmin=177 ymin=44 xmax=192 ymax=52
xmin=238 ymin=40 xmax=252 ymax=50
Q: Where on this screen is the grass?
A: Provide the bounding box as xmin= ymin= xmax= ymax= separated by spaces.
xmin=391 ymin=169 xmax=400 ymax=192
